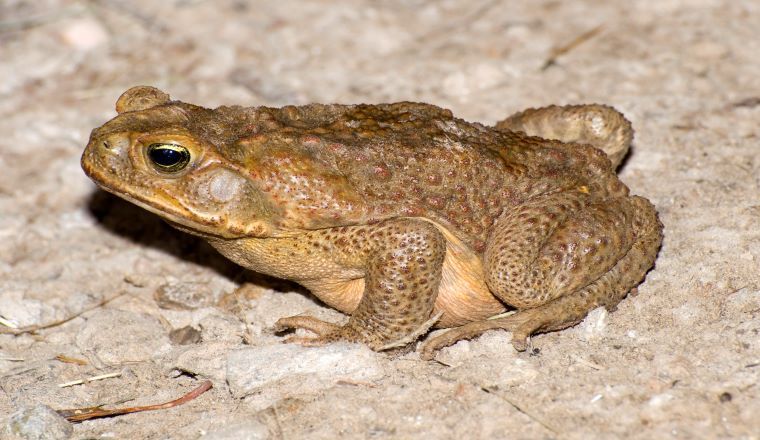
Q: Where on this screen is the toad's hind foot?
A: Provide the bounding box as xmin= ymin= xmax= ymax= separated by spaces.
xmin=419 ymin=281 xmax=606 ymax=360
xmin=419 ymin=302 xmax=574 ymax=360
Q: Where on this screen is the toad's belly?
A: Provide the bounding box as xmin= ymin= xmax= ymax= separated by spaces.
xmin=304 ymin=221 xmax=506 ymax=328
xmin=429 ymin=221 xmax=506 ymax=327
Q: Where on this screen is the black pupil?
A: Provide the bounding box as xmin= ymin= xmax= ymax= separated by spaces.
xmin=149 ymin=145 xmax=187 ymax=169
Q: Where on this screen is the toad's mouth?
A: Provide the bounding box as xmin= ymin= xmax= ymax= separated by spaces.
xmin=107 ymin=182 xmax=247 ymax=240
xmin=82 ymin=159 xmax=248 ymax=240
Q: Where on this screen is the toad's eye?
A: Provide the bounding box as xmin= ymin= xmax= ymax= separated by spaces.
xmin=147 ymin=143 xmax=191 ymax=172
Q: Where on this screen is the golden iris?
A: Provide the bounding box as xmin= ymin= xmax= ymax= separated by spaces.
xmin=147 ymin=143 xmax=190 ymax=172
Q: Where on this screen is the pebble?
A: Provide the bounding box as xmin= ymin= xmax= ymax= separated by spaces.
xmin=0 ymin=291 xmax=43 ymax=328
xmin=59 ymin=18 xmax=109 ymax=51
xmin=4 ymin=404 xmax=72 ymax=440
xmin=226 ymin=343 xmax=385 ymax=400
xmin=172 ymin=342 xmax=234 ymax=383
xmin=75 ymin=309 xmax=171 ymax=367
xmin=577 ymin=307 xmax=609 ymax=341
xmin=154 ymin=278 xmax=218 ymax=310
xmin=199 ymin=313 xmax=245 ymax=343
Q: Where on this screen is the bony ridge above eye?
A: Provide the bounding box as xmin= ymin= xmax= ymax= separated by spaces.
xmin=147 ymin=143 xmax=191 ymax=172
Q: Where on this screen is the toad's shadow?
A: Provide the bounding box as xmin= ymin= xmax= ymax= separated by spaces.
xmin=87 ymin=189 xmax=306 ymax=294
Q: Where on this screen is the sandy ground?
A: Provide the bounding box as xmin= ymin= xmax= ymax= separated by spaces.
xmin=1 ymin=0 xmax=759 ymax=439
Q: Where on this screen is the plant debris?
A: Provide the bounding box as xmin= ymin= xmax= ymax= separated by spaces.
xmin=56 ymin=380 xmax=213 ymax=423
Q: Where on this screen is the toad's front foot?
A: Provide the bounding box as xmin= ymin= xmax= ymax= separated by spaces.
xmin=273 ymin=315 xmax=342 ymax=346
xmin=274 ymin=315 xmax=380 ymax=348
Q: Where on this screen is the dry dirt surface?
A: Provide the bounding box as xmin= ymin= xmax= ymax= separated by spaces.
xmin=1 ymin=1 xmax=759 ymax=439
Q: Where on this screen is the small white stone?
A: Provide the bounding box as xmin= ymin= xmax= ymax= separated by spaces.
xmin=59 ymin=18 xmax=109 ymax=51
xmin=0 ymin=291 xmax=43 ymax=328
xmin=577 ymin=307 xmax=609 ymax=341
xmin=172 ymin=342 xmax=232 ymax=383
xmin=647 ymin=393 xmax=674 ymax=407
xmin=4 ymin=404 xmax=73 ymax=440
xmin=226 ymin=343 xmax=385 ymax=400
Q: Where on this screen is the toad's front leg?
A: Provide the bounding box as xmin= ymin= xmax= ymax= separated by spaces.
xmin=274 ymin=219 xmax=446 ymax=350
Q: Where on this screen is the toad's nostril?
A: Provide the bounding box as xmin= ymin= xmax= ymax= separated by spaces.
xmin=100 ymin=136 xmax=129 ymax=154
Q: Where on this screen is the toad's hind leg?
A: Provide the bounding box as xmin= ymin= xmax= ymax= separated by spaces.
xmin=420 ymin=195 xmax=662 ymax=360
xmin=495 ymin=104 xmax=633 ymax=168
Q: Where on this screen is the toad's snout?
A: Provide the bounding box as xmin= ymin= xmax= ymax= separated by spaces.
xmin=81 ymin=131 xmax=134 ymax=183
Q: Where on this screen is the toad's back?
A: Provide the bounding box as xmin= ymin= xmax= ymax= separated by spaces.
xmin=217 ymin=101 xmax=627 ymax=251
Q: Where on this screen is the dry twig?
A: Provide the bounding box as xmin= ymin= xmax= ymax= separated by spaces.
xmin=541 ymin=25 xmax=604 ymax=70
xmin=480 ymin=386 xmax=560 ymax=435
xmin=0 ymin=315 xmax=19 ymax=328
xmin=57 ymin=380 xmax=213 ymax=422
xmin=0 ymin=291 xmax=127 ymax=335
xmin=55 ymin=354 xmax=89 ymax=365
xmin=58 ymin=372 xmax=122 ymax=388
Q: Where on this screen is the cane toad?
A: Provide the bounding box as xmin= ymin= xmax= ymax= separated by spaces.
xmin=81 ymin=86 xmax=662 ymax=358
